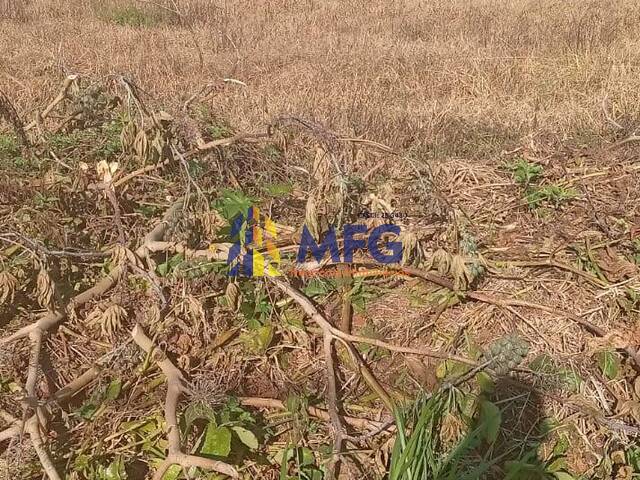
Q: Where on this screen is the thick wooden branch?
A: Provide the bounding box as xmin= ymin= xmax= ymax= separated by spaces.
xmin=131 ymin=324 xmax=239 ymax=479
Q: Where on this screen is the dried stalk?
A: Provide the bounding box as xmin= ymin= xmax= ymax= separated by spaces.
xmin=131 ymin=324 xmax=238 ymax=479
xmin=25 ymin=75 xmax=78 ymax=131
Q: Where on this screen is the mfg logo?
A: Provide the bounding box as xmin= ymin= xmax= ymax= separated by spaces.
xmin=227 ymin=208 xmax=403 ymax=277
xmin=297 ymin=224 xmax=402 ymax=264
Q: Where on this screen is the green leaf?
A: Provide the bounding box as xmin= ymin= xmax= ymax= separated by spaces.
xmin=105 ymin=379 xmax=122 ymax=401
xmin=476 ymin=371 xmax=495 ymax=394
xmin=553 ymin=434 xmax=570 ymax=456
xmin=239 ymin=324 xmax=274 ymax=353
xmin=303 ymin=279 xmax=331 ymax=297
xmin=182 ymin=401 xmax=217 ymax=435
xmin=201 ymin=424 xmax=232 ymax=457
xmin=231 ymin=426 xmax=259 ymax=450
xmin=213 ymin=189 xmax=255 ymax=222
xmin=597 ymin=350 xmax=620 ymax=380
xmin=160 ymin=465 xmax=182 ymax=480
xmin=554 ymin=473 xmax=576 ymax=480
xmin=79 ymin=402 xmax=99 ymax=420
xmin=436 ymin=359 xmax=470 ymax=380
xmin=99 ymin=456 xmax=127 ymax=480
xmin=557 ymin=369 xmax=583 ymax=393
xmin=478 ymin=400 xmax=501 ymax=443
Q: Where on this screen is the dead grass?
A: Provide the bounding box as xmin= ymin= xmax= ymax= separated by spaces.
xmin=2 ymin=0 xmax=640 ymax=153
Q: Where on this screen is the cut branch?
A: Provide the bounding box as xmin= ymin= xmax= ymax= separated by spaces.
xmin=25 ymin=75 xmax=78 ymax=131
xmin=131 ymin=324 xmax=239 ymax=479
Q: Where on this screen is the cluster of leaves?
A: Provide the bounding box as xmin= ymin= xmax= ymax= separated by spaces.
xmin=504 ymin=158 xmax=577 ymax=209
xmin=0 ymin=133 xmax=32 ymax=169
xmin=303 ymin=277 xmax=378 ymax=313
xmin=184 ymin=398 xmax=261 ymax=461
xmin=47 ymin=117 xmax=124 ymax=161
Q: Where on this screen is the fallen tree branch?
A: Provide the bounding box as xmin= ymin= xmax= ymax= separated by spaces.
xmin=0 ymin=366 xmax=101 ymax=479
xmin=269 ymin=277 xmax=476 ymax=366
xmin=25 ymin=75 xmax=78 ymax=131
xmin=0 ymin=198 xmax=187 ymax=479
xmin=186 ymin=132 xmax=271 ymax=157
xmin=131 ymin=324 xmax=239 ymax=479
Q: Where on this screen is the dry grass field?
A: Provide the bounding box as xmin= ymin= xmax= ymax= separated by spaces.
xmin=3 ymin=0 xmax=640 ymax=152
xmin=1 ymin=1 xmax=640 ymax=479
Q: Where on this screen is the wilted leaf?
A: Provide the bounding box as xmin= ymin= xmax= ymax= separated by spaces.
xmin=201 ymin=424 xmax=231 ymax=457
xmin=0 ymin=271 xmax=18 ymax=304
xmin=36 ymin=266 xmax=55 ymax=309
xmin=225 ymin=282 xmax=241 ymax=311
xmin=305 ymin=196 xmax=320 ymax=240
xmin=232 ymin=426 xmax=259 ymax=450
xmin=182 ymin=402 xmax=217 ymax=435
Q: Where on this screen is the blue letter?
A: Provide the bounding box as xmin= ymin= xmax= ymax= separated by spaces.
xmin=297 ymin=226 xmax=341 ymax=263
xmin=368 ymin=224 xmax=402 ymax=264
xmin=344 ymin=224 xmax=367 ymax=262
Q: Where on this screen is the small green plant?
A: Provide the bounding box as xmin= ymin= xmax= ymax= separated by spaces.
xmin=99 ymin=5 xmax=159 ymax=27
xmin=207 ymin=122 xmax=233 ymax=140
xmin=97 ymin=118 xmax=124 ymax=158
xmin=0 ymin=134 xmax=19 ymax=159
xmin=504 ymin=158 xmax=576 ymax=210
xmin=505 ymin=158 xmax=544 ymax=186
xmin=184 ymin=398 xmax=261 ymax=460
xmin=212 ymin=189 xmax=255 ymax=223
xmin=525 ymin=185 xmax=577 ymax=209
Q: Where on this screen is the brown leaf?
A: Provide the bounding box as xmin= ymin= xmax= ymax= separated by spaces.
xmin=404 ymin=355 xmax=438 ymax=391
xmin=0 ymin=271 xmax=18 ymax=304
xmin=596 ymin=246 xmax=638 ymax=282
xmin=36 ymin=267 xmax=55 ymax=310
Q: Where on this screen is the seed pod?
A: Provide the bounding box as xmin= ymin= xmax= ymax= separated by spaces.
xmin=482 ymin=334 xmax=530 ymax=376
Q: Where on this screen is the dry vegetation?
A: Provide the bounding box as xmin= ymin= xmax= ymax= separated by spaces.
xmin=1 ymin=0 xmax=640 ymax=479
